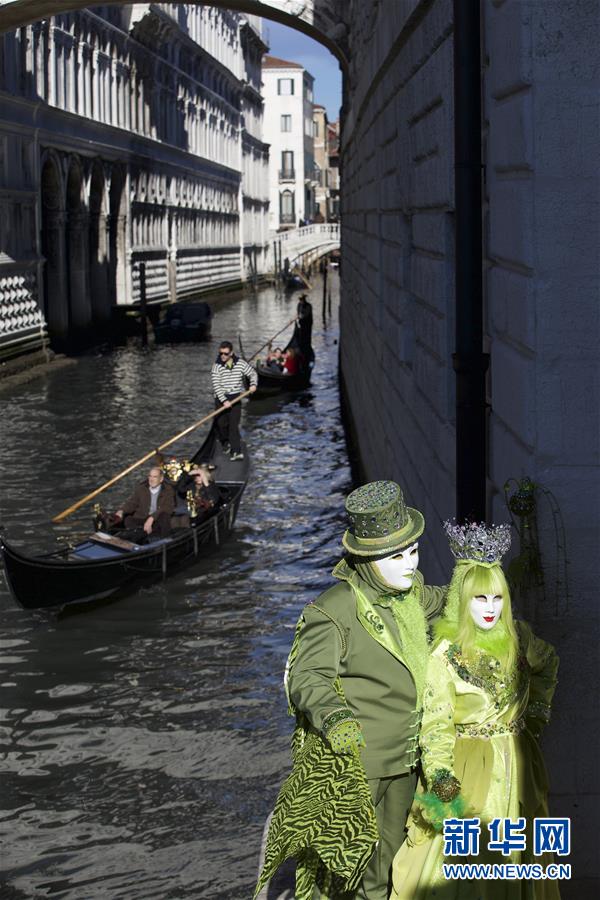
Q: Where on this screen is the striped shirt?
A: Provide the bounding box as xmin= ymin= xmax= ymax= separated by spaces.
xmin=211 ymin=354 xmax=257 ymax=403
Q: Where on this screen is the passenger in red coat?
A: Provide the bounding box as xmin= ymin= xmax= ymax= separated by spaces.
xmin=283 ymin=347 xmax=304 ymax=375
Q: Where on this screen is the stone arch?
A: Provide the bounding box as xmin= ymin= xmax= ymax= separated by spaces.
xmin=0 ymin=2 xmax=349 ymax=72
xmin=65 ymin=156 xmax=91 ymax=337
xmin=40 ymin=151 xmax=68 ymax=346
xmin=88 ymin=160 xmax=110 ymax=324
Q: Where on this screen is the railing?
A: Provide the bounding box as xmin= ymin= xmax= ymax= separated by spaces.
xmin=269 ymin=223 xmax=341 ymax=272
xmin=278 ymin=169 xmax=296 ymax=182
xmin=276 ymin=223 xmax=340 ymax=244
xmin=279 ymin=213 xmax=296 ymax=225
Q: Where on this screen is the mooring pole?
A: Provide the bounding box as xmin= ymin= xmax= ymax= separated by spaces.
xmin=139 ymin=261 xmax=148 ymax=347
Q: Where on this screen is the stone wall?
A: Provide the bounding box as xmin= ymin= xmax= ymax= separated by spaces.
xmin=341 ymin=0 xmax=456 ymax=581
xmin=339 ymin=0 xmax=599 ymax=891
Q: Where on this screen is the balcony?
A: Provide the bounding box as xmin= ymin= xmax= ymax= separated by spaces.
xmin=280 ymin=213 xmax=296 ymax=225
xmin=278 ymin=169 xmax=296 ymax=182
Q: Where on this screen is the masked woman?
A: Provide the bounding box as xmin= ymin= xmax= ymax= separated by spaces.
xmin=391 ymin=521 xmax=560 ymax=900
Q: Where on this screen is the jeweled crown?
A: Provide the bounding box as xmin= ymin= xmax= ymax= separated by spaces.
xmin=443 ymin=520 xmax=511 ymax=564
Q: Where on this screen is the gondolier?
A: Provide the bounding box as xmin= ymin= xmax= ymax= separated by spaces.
xmin=211 ymin=340 xmax=257 ymax=461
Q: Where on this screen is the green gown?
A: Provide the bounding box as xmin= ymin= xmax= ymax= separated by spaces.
xmin=391 ymin=621 xmax=560 ymax=900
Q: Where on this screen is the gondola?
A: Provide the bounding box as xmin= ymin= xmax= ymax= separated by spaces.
xmin=0 ymin=425 xmax=248 ymax=611
xmin=154 ymin=301 xmax=212 ymax=343
xmin=255 ymin=359 xmax=314 ymax=394
xmin=251 ymin=322 xmax=315 ymax=397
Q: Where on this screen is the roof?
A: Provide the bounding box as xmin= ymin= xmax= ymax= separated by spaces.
xmin=262 ymin=54 xmax=303 ymax=69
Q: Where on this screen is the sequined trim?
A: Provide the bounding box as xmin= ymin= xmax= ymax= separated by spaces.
xmin=456 ymin=715 xmax=526 ymax=739
xmin=445 ymin=643 xmax=529 ymax=710
xmin=527 ymin=700 xmax=551 ymax=722
xmin=322 ymin=707 xmax=357 ymax=735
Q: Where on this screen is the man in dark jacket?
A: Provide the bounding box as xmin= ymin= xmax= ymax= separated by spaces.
xmin=116 ymin=466 xmax=175 ymax=538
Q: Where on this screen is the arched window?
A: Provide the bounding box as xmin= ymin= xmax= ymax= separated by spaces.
xmin=280 ymin=190 xmax=295 ymax=225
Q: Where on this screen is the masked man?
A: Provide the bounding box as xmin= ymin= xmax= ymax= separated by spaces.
xmin=257 ymin=481 xmax=447 ymax=900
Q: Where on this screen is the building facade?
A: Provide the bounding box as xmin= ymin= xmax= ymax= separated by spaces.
xmin=0 ymin=3 xmax=269 ymax=354
xmin=312 ymin=104 xmax=340 ymax=222
xmin=261 ymin=54 xmax=316 ymax=231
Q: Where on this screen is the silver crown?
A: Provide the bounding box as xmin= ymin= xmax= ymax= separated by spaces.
xmin=443 ymin=520 xmax=511 ymax=564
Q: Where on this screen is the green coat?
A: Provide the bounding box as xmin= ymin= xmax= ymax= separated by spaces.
xmin=287 ymin=560 xmax=446 ymax=779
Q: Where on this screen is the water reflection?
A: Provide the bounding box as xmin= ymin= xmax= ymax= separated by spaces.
xmin=0 ymin=278 xmax=350 ymax=898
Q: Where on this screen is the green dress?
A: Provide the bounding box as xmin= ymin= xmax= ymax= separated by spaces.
xmin=391 ymin=621 xmax=560 ymax=900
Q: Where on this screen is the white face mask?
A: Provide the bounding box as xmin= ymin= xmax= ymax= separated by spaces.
xmin=373 ymin=543 xmax=419 ymax=590
xmin=469 ymin=593 xmax=504 ymax=630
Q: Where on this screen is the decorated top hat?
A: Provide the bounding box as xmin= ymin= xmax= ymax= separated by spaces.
xmin=342 ymin=480 xmax=425 ymax=557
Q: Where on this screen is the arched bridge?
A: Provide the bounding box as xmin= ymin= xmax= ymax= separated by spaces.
xmin=271 ymin=223 xmax=340 ymax=272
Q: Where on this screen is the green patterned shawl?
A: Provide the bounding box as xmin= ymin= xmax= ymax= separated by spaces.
xmin=254 ymin=616 xmax=378 ymax=900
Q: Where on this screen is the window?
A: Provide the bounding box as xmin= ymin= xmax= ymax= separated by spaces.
xmin=277 ymin=78 xmax=294 ymax=95
xmin=280 ymin=151 xmax=295 ymax=180
xmin=280 ymin=189 xmax=295 ymax=224
xmin=313 ymin=119 xmax=319 ymax=137
xmin=281 ymin=114 xmax=292 ymax=132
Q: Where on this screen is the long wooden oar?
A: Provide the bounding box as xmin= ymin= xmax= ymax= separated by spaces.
xmin=52 ymin=390 xmax=253 ymax=523
xmin=247 ymin=318 xmax=296 ymax=362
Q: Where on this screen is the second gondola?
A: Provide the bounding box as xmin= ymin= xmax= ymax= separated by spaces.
xmin=0 ymin=425 xmax=248 ymax=611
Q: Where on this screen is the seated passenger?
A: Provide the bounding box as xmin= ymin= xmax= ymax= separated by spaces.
xmin=115 ymin=466 xmax=175 ymax=539
xmin=177 ymin=464 xmax=220 ymax=518
xmin=266 ymin=347 xmax=284 ymax=371
xmin=283 ymin=347 xmax=302 ymax=375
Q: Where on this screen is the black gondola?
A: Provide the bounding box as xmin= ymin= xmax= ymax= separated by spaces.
xmin=255 ymin=359 xmax=313 ymax=394
xmin=0 ymin=426 xmax=248 ymax=611
xmin=253 ymin=319 xmax=315 ymax=397
xmin=154 ymin=301 xmax=212 ymax=343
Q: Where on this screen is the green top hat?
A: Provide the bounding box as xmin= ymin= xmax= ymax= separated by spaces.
xmin=342 ymin=480 xmax=425 ymax=557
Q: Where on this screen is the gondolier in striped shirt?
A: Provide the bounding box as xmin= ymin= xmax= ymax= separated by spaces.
xmin=211 ymin=340 xmax=257 ymax=461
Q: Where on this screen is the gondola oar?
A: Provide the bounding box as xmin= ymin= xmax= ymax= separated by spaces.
xmin=51 ymin=390 xmax=253 ymax=523
xmin=246 ymin=318 xmax=296 ymax=363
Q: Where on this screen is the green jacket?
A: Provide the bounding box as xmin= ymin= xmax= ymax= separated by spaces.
xmin=287 ymin=560 xmax=446 ymax=779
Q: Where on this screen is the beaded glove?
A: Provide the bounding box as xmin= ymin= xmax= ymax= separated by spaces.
xmin=326 ymin=719 xmax=366 ymax=755
xmin=431 ymin=769 xmax=461 ymax=802
xmin=417 ymin=770 xmax=465 ymax=832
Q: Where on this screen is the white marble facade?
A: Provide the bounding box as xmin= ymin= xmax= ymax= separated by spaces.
xmin=0 ymin=4 xmax=269 ymax=351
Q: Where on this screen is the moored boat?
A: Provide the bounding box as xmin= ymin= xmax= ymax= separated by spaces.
xmin=0 ymin=426 xmax=248 ymax=610
xmin=154 ymin=301 xmax=212 ymax=343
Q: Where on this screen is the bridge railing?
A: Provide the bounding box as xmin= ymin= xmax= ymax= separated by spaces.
xmin=275 ymin=223 xmax=340 ymax=245
xmin=269 ymin=223 xmax=340 ymax=274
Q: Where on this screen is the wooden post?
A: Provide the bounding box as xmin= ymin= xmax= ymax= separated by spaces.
xmin=139 ymin=260 xmax=148 ymax=347
xmin=322 ymin=258 xmax=328 ymax=321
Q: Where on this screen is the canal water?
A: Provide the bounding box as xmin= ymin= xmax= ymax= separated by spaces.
xmin=0 ymin=276 xmax=351 ymax=898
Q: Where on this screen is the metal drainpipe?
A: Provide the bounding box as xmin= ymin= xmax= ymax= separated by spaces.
xmin=452 ymin=0 xmax=489 ymax=521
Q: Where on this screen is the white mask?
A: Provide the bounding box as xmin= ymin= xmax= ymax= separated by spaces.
xmin=373 ymin=543 xmax=419 ymax=591
xmin=469 ymin=593 xmax=504 ymax=630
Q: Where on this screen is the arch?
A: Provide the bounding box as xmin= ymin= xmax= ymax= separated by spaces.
xmin=40 ymin=152 xmax=68 ymax=346
xmin=65 ymin=156 xmax=92 ymax=336
xmin=0 ymin=1 xmax=349 ymax=73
